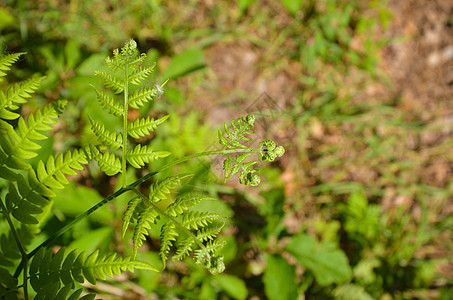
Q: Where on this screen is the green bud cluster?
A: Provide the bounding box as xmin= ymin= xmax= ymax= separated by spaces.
xmin=259 ymin=140 xmax=285 ymax=162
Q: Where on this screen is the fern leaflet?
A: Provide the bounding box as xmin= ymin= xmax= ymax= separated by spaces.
xmin=0 ymin=52 xmax=26 ymax=80
xmin=88 ymin=115 xmax=123 ymax=150
xmin=91 ymin=86 xmax=123 ymax=116
xmin=128 ymin=115 xmax=169 ymax=139
xmin=126 ymin=144 xmax=170 ymax=168
xmin=93 ymin=70 xmax=125 ymax=93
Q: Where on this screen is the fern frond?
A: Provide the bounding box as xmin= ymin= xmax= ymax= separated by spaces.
xmin=0 ymin=52 xmax=25 ymax=80
xmin=218 ymin=114 xmax=256 ymax=150
xmin=89 ymin=115 xmax=122 ymax=150
xmin=7 ymin=76 xmax=45 ymax=107
xmin=1 ymin=102 xmax=63 ymax=160
xmin=173 ymin=238 xmax=195 ymax=261
xmin=106 ymin=40 xmax=145 ymax=70
xmin=223 ymin=153 xmax=255 ymax=181
xmin=128 ymin=65 xmax=154 ymax=85
xmin=165 ymin=193 xmax=207 ymax=217
xmin=29 ymin=247 xmax=158 ymax=296
xmin=182 ymin=211 xmax=220 ymax=231
xmin=194 ymin=240 xmax=226 ymax=274
xmin=159 ymin=223 xmax=178 ymax=267
xmin=37 ymin=149 xmax=88 ymax=190
xmin=128 ymin=115 xmax=169 ymax=139
xmin=6 ymin=184 xmax=42 ymax=224
xmin=122 ymin=197 xmax=141 ymax=238
xmin=132 ymin=206 xmax=159 ymax=257
xmin=0 ymin=91 xmax=19 ymax=120
xmin=88 ymin=145 xmax=121 ymax=176
xmin=94 ymin=70 xmax=125 ymax=94
xmin=91 ymin=86 xmax=123 ymax=116
xmin=148 ymin=174 xmax=193 ymax=203
xmin=196 ymin=226 xmax=223 ymax=242
xmin=0 ymin=76 xmax=45 ymax=121
xmin=126 ymin=144 xmax=170 ymax=168
xmin=128 ymin=85 xmax=163 ymax=109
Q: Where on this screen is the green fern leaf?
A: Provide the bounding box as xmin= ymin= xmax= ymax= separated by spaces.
xmin=0 ymin=52 xmax=25 ymax=80
xmin=37 ymin=149 xmax=88 ymax=190
xmin=159 ymin=223 xmax=178 ymax=267
xmin=5 ymin=103 xmax=61 ymax=159
xmin=0 ymin=76 xmax=45 ymax=122
xmin=89 ymin=115 xmax=123 ymax=150
xmin=30 ymin=247 xmax=158 ymax=293
xmin=126 ymin=144 xmax=170 ymax=169
xmin=122 ymin=197 xmax=141 ymax=238
xmin=128 ymin=115 xmax=169 ymax=139
xmin=88 ymin=145 xmax=121 ymax=176
xmin=132 ymin=206 xmax=159 ymax=257
xmin=91 ymin=86 xmax=123 ymax=116
xmin=94 ymin=70 xmax=125 ymax=93
xmin=165 ymin=193 xmax=207 ymax=217
xmin=105 ymin=40 xmax=145 ymax=70
xmin=219 ymin=115 xmax=255 ymax=150
xmin=194 ymin=240 xmax=226 ymax=273
xmin=6 ymin=184 xmax=42 ymax=224
xmin=128 ymin=65 xmax=154 ymax=85
xmin=0 ymin=91 xmax=20 ymax=120
xmin=128 ymin=80 xmax=166 ymax=109
xmin=182 ymin=211 xmax=220 ymax=230
xmin=148 ymin=174 xmax=193 ymax=203
xmin=24 ymin=169 xmax=56 ymax=198
xmin=173 ymin=238 xmax=195 ymax=261
xmin=67 ymin=288 xmax=84 ymax=300
xmin=196 ymin=226 xmax=223 ymax=242
xmin=7 ymin=76 xmax=45 ymax=106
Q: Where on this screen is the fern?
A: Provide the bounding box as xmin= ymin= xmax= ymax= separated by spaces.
xmin=128 ymin=115 xmax=169 ymax=139
xmin=29 ymin=247 xmax=157 ymax=299
xmin=0 ymin=41 xmax=286 ymax=299
xmin=126 ymin=144 xmax=170 ymax=169
xmin=90 ymin=39 xmax=169 ymax=187
xmin=0 ymin=52 xmax=161 ymax=299
xmin=218 ymin=115 xmax=285 ymax=186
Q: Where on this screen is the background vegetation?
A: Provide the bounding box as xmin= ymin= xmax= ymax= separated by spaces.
xmin=1 ymin=0 xmax=452 ymax=299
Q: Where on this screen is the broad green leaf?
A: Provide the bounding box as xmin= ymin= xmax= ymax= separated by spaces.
xmin=281 ymin=0 xmax=304 ymax=15
xmin=215 ymin=274 xmax=248 ymax=300
xmin=0 ymin=7 xmax=14 ymax=31
xmin=66 ymin=227 xmax=113 ymax=254
xmin=64 ymin=39 xmax=81 ymax=70
xmin=162 ymin=48 xmax=205 ymax=80
xmin=333 ymin=284 xmax=374 ymax=300
xmin=264 ymin=255 xmax=298 ymax=300
xmin=238 ymin=0 xmax=256 ymax=13
xmin=0 ymin=267 xmax=17 ymax=288
xmin=285 ymin=234 xmax=352 ymax=286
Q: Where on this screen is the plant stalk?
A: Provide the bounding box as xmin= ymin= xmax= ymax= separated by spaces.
xmin=122 ymin=61 xmax=129 ymax=187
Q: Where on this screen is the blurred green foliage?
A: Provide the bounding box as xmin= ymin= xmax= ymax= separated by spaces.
xmin=1 ymin=0 xmax=452 ymax=299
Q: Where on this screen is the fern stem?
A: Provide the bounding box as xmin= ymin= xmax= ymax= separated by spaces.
xmin=0 ymin=197 xmax=29 ymax=259
xmin=23 ymin=260 xmax=28 ymax=299
xmin=1 ymin=197 xmax=30 ymax=298
xmin=122 ymin=62 xmax=129 ymax=187
xmin=157 ymin=148 xmax=258 ymax=172
xmin=130 ymin=188 xmax=211 ymax=262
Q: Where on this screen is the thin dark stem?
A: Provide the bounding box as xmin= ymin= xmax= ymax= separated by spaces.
xmin=1 ymin=198 xmax=29 ymax=298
